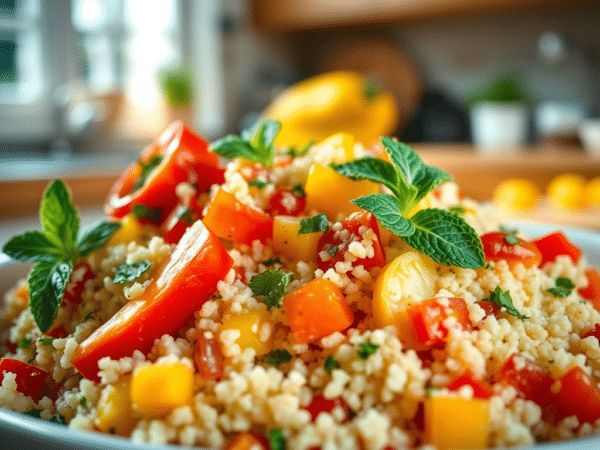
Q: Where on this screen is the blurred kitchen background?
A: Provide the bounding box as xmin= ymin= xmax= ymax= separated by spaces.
xmin=1 ymin=0 xmax=600 ymax=229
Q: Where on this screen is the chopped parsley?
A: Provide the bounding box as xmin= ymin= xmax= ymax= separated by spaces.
xmin=357 ymin=341 xmax=380 ymax=359
xmin=499 ymin=224 xmax=519 ymax=235
xmin=298 ymin=213 xmax=329 ymax=235
xmin=483 ymin=286 xmax=529 ymax=320
xmin=547 ymin=277 xmax=575 ymax=298
xmin=267 ymin=428 xmax=286 ymax=450
xmin=78 ymin=396 xmax=87 ymax=407
xmin=263 ymin=349 xmax=293 ymax=367
xmin=249 ymin=270 xmax=293 ymax=310
xmin=324 ymin=356 xmax=340 ymax=374
xmin=291 ymin=184 xmax=306 ymax=198
xmin=248 ymin=179 xmax=272 ymax=189
xmin=113 ymin=260 xmax=151 ymax=284
xmin=133 ymin=155 xmax=163 ymax=191
xmin=327 ymin=245 xmax=339 ymax=256
xmin=39 ymin=337 xmax=54 ymax=345
xmin=17 ymin=338 xmax=32 ymax=349
xmin=504 ymin=235 xmax=520 ymax=245
xmin=262 ymin=257 xmax=282 ymax=267
xmin=132 ymin=204 xmax=162 ymax=224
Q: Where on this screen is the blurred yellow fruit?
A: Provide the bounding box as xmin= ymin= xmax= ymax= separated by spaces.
xmin=584 ymin=177 xmax=600 ymax=208
xmin=547 ymin=173 xmax=586 ymax=209
xmin=493 ymin=179 xmax=540 ymax=212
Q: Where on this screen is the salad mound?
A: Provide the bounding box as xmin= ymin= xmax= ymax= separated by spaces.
xmin=1 ymin=120 xmax=600 ymax=450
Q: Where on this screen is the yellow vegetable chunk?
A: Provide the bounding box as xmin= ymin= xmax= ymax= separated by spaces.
xmin=314 ymin=133 xmax=355 ymax=164
xmin=106 ymin=214 xmax=158 ymax=247
xmin=272 ymin=215 xmax=323 ymax=262
xmin=424 ymin=396 xmax=489 ymax=450
xmin=305 ymin=163 xmax=378 ymax=219
xmin=95 ymin=376 xmax=136 ymax=435
xmin=131 ymin=362 xmax=194 ymax=416
xmin=220 ymin=309 xmax=272 ymax=356
xmin=547 ymin=173 xmax=586 ymax=209
xmin=372 ymin=251 xmax=437 ymax=344
xmin=584 ymin=177 xmax=600 ymax=207
xmin=493 ymin=178 xmax=540 ymax=212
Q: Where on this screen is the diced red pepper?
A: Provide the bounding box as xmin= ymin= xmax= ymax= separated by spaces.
xmin=194 ymin=332 xmax=224 ymax=381
xmin=532 ymin=232 xmax=582 ymax=266
xmin=480 ymin=232 xmax=542 ymax=268
xmin=203 ymin=189 xmax=273 ymax=245
xmin=63 ymin=261 xmax=94 ymax=305
xmin=475 ymin=300 xmax=500 ymax=318
xmin=71 ymin=221 xmax=233 ymax=381
xmin=0 ymin=358 xmax=48 ymax=400
xmin=316 ymin=211 xmax=386 ymax=272
xmin=305 ymin=395 xmax=350 ymax=422
xmin=268 ymin=188 xmax=306 ymax=217
xmin=105 ymin=121 xmax=225 ymax=221
xmin=554 ymin=366 xmax=600 ymax=424
xmin=407 ymin=297 xmax=471 ymax=347
xmin=45 ymin=324 xmax=68 ymax=339
xmin=160 ymin=196 xmax=204 ymax=245
xmin=493 ymin=353 xmax=554 ymax=407
xmin=579 ymin=268 xmax=600 ymax=311
xmin=225 ymin=432 xmax=268 ymax=450
xmin=582 ymin=324 xmax=600 ymax=342
xmin=447 ymin=371 xmax=494 ymax=399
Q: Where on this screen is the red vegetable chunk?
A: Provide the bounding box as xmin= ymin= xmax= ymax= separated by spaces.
xmin=306 ymin=395 xmax=350 ymax=422
xmin=194 ymin=332 xmax=224 ymax=381
xmin=532 ymin=232 xmax=582 ymax=266
xmin=63 ymin=261 xmax=94 ymax=305
xmin=481 ymin=232 xmax=542 ymax=268
xmin=447 ymin=371 xmax=494 ymax=399
xmin=554 ymin=366 xmax=600 ymax=424
xmin=493 ymin=353 xmax=554 ymax=407
xmin=71 ymin=221 xmax=233 ymax=381
xmin=579 ymin=268 xmax=600 ymax=311
xmin=0 ymin=358 xmax=47 ymax=400
xmin=269 ymin=188 xmax=306 ymax=217
xmin=407 ymin=297 xmax=471 ymax=347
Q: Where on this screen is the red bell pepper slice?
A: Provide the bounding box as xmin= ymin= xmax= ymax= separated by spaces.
xmin=447 ymin=371 xmax=494 ymax=399
xmin=71 ymin=220 xmax=233 ymax=381
xmin=579 ymin=268 xmax=600 ymax=312
xmin=305 ymin=395 xmax=350 ymax=422
xmin=554 ymin=366 xmax=600 ymax=424
xmin=160 ymin=196 xmax=204 ymax=245
xmin=407 ymin=297 xmax=471 ymax=347
xmin=493 ymin=353 xmax=554 ymax=407
xmin=316 ymin=211 xmax=386 ymax=272
xmin=203 ymin=189 xmax=273 ymax=245
xmin=532 ymin=232 xmax=582 ymax=266
xmin=480 ymin=232 xmax=542 ymax=268
xmin=105 ymin=121 xmax=225 ymax=221
xmin=0 ymin=358 xmax=48 ymax=400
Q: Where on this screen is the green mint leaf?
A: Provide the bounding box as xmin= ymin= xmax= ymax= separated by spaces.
xmin=210 ymin=134 xmax=257 ymax=161
xmin=324 ymin=356 xmax=340 ymax=374
xmin=113 ymin=260 xmax=151 ymax=284
xmin=351 ymin=194 xmax=415 ymax=237
xmin=504 ymin=235 xmax=520 ymax=245
xmin=262 ymin=257 xmax=282 ymax=266
xmin=132 ymin=204 xmax=162 ymax=224
xmin=263 ymin=349 xmax=293 ymax=367
xmin=484 ymin=286 xmax=528 ymax=320
xmin=286 ymin=141 xmax=314 ymax=158
xmin=255 ymin=120 xmax=281 ymax=153
xmin=248 ymin=179 xmax=272 ymax=189
xmin=133 ymin=155 xmax=163 ymax=191
xmin=547 ymin=277 xmax=575 ymax=298
xmin=249 ymin=270 xmax=293 ymax=310
xmin=2 ymin=231 xmax=63 ymax=263
xmin=39 ymin=337 xmax=54 ymax=345
xmin=292 ymin=184 xmax=306 ymax=198
xmin=499 ymin=224 xmax=519 ymax=234
xmin=380 ymin=137 xmax=451 ymax=204
xmin=24 ymin=409 xmax=42 ymax=418
xmin=28 ymin=260 xmax=73 ymax=333
xmin=77 ymin=222 xmax=122 ymax=257
xmin=17 ymin=338 xmax=32 ymax=349
xmin=448 ymin=206 xmax=466 ymax=216
xmin=79 ymin=396 xmax=87 ymax=407
xmin=267 ymin=428 xmax=286 ymax=450
xmin=299 ymin=213 xmax=329 ymax=235
xmin=211 ymin=120 xmax=281 ymax=167
xmin=357 ymin=341 xmax=379 ymax=359
xmin=333 ymin=157 xmax=401 ymax=197
xmin=403 ymin=209 xmax=484 ymax=268
xmin=40 ymin=180 xmax=79 ymax=258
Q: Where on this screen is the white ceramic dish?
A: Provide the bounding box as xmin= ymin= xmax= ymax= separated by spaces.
xmin=1 ymin=223 xmax=600 ymax=450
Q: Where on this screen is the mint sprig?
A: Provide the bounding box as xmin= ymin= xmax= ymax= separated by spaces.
xmin=483 ymin=286 xmax=528 ymax=320
xmin=547 ymin=277 xmax=575 ymax=298
xmin=210 ymin=120 xmax=281 ymax=167
xmin=298 ymin=213 xmax=329 ymax=235
xmin=249 ymin=270 xmax=293 ymax=310
xmin=113 ymin=260 xmax=151 ymax=284
xmin=2 ymin=180 xmax=122 ymax=333
xmin=333 ymin=138 xmax=484 ymax=268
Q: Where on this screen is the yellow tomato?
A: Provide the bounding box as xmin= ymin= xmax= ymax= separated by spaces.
xmin=547 ymin=173 xmax=586 ymax=209
xmin=492 ymin=179 xmax=540 ymax=212
xmin=584 ymin=177 xmax=600 ymax=208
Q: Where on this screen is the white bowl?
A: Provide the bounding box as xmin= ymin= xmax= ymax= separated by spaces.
xmin=579 ymin=119 xmax=600 ymax=154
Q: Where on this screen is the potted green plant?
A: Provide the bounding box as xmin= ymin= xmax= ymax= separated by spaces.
xmin=468 ymin=73 xmax=529 ymax=151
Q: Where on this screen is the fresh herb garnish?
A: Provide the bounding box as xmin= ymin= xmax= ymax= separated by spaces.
xmin=291 ymin=184 xmax=306 ymax=198
xmin=357 ymin=341 xmax=380 ymax=359
xmin=2 ymin=180 xmax=121 ymax=333
xmin=425 ymin=386 xmax=439 ymax=397
xmin=24 ymin=409 xmax=42 ymax=418
xmin=483 ymin=286 xmax=529 ymax=320
xmin=333 ymin=138 xmax=484 ymax=268
xmin=133 ymin=155 xmax=163 ymax=191
xmin=132 ymin=204 xmax=162 ymax=224
xmin=49 ymin=413 xmax=66 ymax=425
xmin=264 ymin=349 xmax=293 ymax=367
xmin=210 ymin=120 xmax=281 ymax=167
xmin=448 ymin=205 xmax=466 ymax=216
xmin=113 ymin=260 xmax=152 ymax=284
xmin=267 ymin=428 xmax=286 ymax=450
xmin=262 ymin=257 xmax=282 ymax=267
xmin=249 ymin=270 xmax=293 ymax=310
xmin=504 ymin=235 xmax=520 ymax=245
xmin=79 ymin=396 xmax=87 ymax=407
xmin=248 ymin=179 xmax=272 ymax=189
xmin=17 ymin=338 xmax=32 ymax=349
xmin=285 ymin=141 xmax=314 ymax=158
xmin=324 ymin=356 xmax=340 ymax=374
xmin=547 ymin=277 xmax=575 ymax=298
xmin=176 ymin=207 xmax=195 ymax=225
xmin=39 ymin=337 xmax=54 ymax=345
xmin=499 ymin=224 xmax=519 ymax=235
xmin=327 ymin=246 xmax=339 ymax=256
xmin=298 ymin=213 xmax=329 ymax=235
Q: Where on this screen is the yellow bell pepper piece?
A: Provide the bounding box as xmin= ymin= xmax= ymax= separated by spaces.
xmin=131 ymin=362 xmax=194 ymax=416
xmin=424 ymin=396 xmax=489 ymax=450
xmin=262 ymin=71 xmax=398 ymax=147
xmin=106 ymin=214 xmax=158 ymax=247
xmin=272 ymin=215 xmax=323 ymax=262
xmin=95 ymin=375 xmax=136 ymax=435
xmin=372 ymin=251 xmax=437 ymax=344
xmin=305 ymin=163 xmax=378 ymax=219
xmin=220 ymin=309 xmax=272 ymax=356
xmin=314 ymin=133 xmax=355 ymax=164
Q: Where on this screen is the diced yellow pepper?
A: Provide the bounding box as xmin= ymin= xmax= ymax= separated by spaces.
xmin=106 ymin=214 xmax=158 ymax=247
xmin=95 ymin=375 xmax=136 ymax=435
xmin=220 ymin=309 xmax=272 ymax=356
xmin=305 ymin=163 xmax=378 ymax=219
xmin=131 ymin=363 xmax=194 ymax=416
xmin=372 ymin=251 xmax=437 ymax=344
xmin=424 ymin=396 xmax=489 ymax=450
xmin=272 ymin=215 xmax=323 ymax=262
xmin=314 ymin=133 xmax=355 ymax=164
